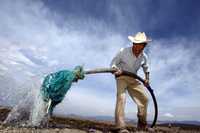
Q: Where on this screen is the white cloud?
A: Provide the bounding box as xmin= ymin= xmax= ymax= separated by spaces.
xmin=54 ymin=86 xmax=116 ymax=116
xmin=0 ymin=0 xmax=128 ymax=117
xmin=149 ymin=39 xmax=200 ymax=105
xmin=163 ymin=113 xmax=174 ymax=118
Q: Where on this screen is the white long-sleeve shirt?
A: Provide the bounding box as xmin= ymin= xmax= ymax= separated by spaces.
xmin=110 ymin=47 xmax=150 ymax=74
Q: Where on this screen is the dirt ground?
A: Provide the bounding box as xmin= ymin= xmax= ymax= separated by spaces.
xmin=0 ymin=106 xmax=200 ymax=133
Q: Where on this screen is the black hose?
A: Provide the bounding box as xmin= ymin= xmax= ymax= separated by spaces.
xmin=85 ymin=68 xmax=158 ymax=128
xmin=120 ymin=71 xmax=158 ymax=128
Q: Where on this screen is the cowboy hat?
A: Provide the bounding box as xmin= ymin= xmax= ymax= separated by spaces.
xmin=128 ymin=32 xmax=152 ymax=44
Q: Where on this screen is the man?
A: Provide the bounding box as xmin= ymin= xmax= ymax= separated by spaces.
xmin=40 ymin=65 xmax=85 ymax=117
xmin=110 ymin=32 xmax=151 ymax=132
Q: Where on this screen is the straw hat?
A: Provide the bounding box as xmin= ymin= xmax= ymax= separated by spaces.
xmin=128 ymin=32 xmax=152 ymax=44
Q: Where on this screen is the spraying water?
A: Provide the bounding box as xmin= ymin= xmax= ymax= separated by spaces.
xmin=3 ymin=66 xmax=85 ymax=127
xmin=29 ymin=93 xmax=47 ymax=126
xmin=3 ymin=77 xmax=48 ymax=127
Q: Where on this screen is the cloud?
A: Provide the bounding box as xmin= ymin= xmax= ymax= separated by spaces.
xmin=0 ymin=0 xmax=200 ymax=121
xmin=0 ymin=0 xmax=129 ymax=116
xmin=149 ymin=39 xmax=200 ymax=106
xmin=55 ymin=86 xmax=116 ymax=116
xmin=163 ymin=113 xmax=174 ymax=118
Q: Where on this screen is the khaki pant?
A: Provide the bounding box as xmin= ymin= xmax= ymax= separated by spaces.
xmin=115 ymin=76 xmax=148 ymax=128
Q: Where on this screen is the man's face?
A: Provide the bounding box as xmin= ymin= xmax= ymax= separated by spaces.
xmin=133 ymin=43 xmax=146 ymax=55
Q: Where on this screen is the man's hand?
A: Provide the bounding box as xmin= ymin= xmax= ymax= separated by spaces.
xmin=113 ymin=67 xmax=122 ymax=76
xmin=144 ymin=79 xmax=150 ymax=87
xmin=144 ymin=72 xmax=150 ymax=87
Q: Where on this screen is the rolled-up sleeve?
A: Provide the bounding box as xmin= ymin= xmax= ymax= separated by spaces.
xmin=110 ymin=48 xmax=123 ymax=68
xmin=141 ymin=53 xmax=150 ymax=73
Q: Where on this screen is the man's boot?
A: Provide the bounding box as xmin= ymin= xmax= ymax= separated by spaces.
xmin=137 ymin=118 xmax=148 ymax=131
xmin=118 ymin=128 xmax=130 ymax=133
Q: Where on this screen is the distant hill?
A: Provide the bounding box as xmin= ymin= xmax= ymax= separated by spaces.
xmin=157 ymin=120 xmax=200 ymax=126
xmin=67 ymin=114 xmax=200 ymax=126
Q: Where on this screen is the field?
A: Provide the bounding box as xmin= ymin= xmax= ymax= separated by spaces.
xmin=0 ymin=106 xmax=200 ymax=133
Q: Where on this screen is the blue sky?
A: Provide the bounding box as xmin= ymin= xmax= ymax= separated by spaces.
xmin=0 ymin=0 xmax=200 ymax=121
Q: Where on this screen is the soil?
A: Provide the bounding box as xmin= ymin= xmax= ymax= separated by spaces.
xmin=0 ymin=106 xmax=199 ymax=133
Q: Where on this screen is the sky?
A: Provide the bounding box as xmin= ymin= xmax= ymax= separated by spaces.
xmin=0 ymin=0 xmax=200 ymax=121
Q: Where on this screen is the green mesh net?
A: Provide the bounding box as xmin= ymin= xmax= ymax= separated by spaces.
xmin=40 ymin=66 xmax=84 ymax=103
